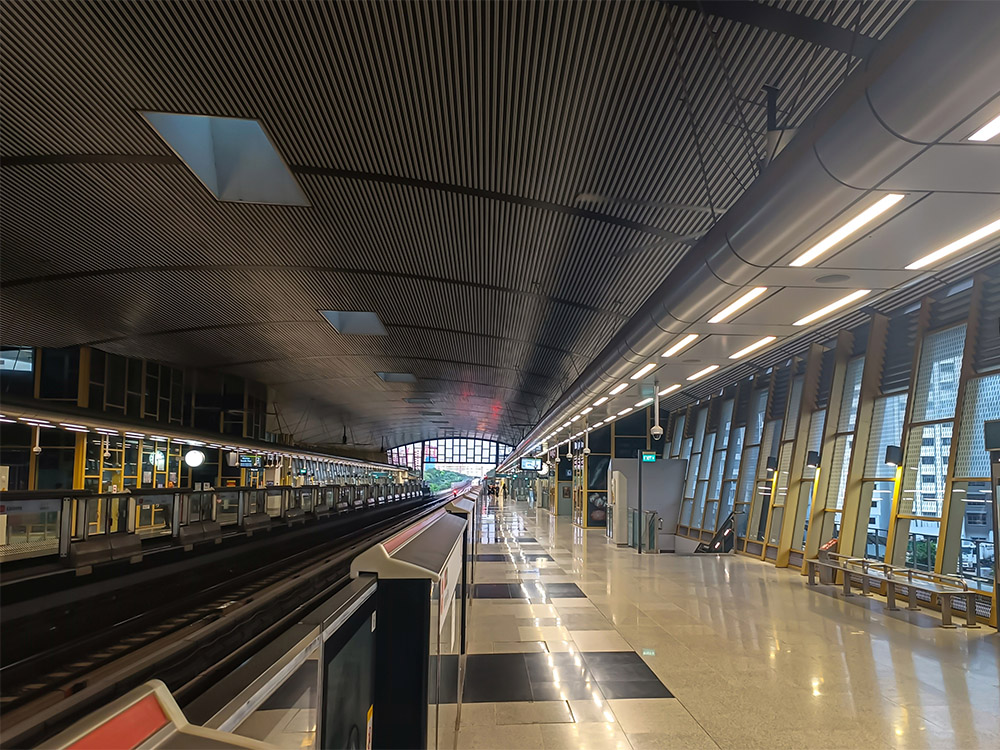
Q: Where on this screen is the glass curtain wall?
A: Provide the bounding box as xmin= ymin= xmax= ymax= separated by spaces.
xmin=735 ymin=388 xmax=768 ymax=542
xmin=891 ymin=324 xmax=966 ymax=570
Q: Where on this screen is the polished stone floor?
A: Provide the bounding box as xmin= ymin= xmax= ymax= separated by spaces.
xmin=455 ymin=498 xmax=1000 ymax=750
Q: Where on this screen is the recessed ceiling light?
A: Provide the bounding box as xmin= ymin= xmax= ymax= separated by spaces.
xmin=404 ymin=397 xmax=433 ymax=404
xmin=730 ymin=336 xmax=778 ymax=359
xmin=789 ymin=194 xmax=905 ymax=267
xmin=617 ymin=407 xmax=633 ymax=416
xmin=581 ymin=407 xmax=593 ymax=414
xmin=904 ymin=218 xmax=1000 ymax=270
xmin=320 ymin=311 xmax=388 ymax=335
xmin=378 ymin=372 xmax=416 ymax=383
xmin=662 ymin=334 xmax=698 ymax=357
xmin=420 ymin=411 xmax=442 ymax=416
xmin=570 ymin=414 xmax=581 ymax=421
xmin=968 ymin=112 xmax=1000 ymax=141
xmin=793 ymin=290 xmax=872 ymax=326
xmin=630 ymin=363 xmax=656 ymax=380
xmin=658 ymin=384 xmax=681 ymax=396
xmin=687 ymin=365 xmax=720 ymax=381
xmin=593 ymin=397 xmax=609 ymax=406
xmin=562 ymin=421 xmax=571 ymax=427
xmin=635 ymin=398 xmax=653 ymax=407
xmin=609 ymin=383 xmax=629 ymax=395
xmin=708 ymin=287 xmax=768 ymax=323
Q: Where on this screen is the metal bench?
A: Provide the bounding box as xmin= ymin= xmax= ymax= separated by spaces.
xmin=806 ymin=551 xmax=979 ymax=628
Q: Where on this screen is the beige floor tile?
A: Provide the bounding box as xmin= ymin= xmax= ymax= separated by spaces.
xmin=495 ymin=701 xmax=574 ymax=725
xmin=456 ymin=723 xmax=544 ymax=749
xmin=467 ymin=641 xmax=493 ymax=654
xmin=569 ymin=629 xmax=632 ymax=652
xmin=493 ymin=640 xmax=548 ymax=653
xmin=607 ymin=699 xmax=710 ymax=735
xmin=456 ymin=702 xmax=498 ymax=728
xmin=519 ymin=625 xmax=571 ymax=641
xmin=539 ymin=721 xmax=632 ymax=750
xmin=626 ymin=730 xmax=718 ymax=750
xmin=567 ymin=700 xmax=615 ymax=723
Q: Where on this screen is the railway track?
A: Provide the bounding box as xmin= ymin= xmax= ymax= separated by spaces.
xmin=0 ymin=493 xmax=454 ymax=748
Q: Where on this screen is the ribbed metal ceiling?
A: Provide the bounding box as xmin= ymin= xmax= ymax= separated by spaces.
xmin=1 ymin=0 xmax=912 ymax=449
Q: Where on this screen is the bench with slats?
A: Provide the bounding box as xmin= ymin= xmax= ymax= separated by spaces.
xmin=806 ymin=552 xmax=980 ymax=628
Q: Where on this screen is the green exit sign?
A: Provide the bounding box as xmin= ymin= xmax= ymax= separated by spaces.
xmin=641 ymin=451 xmax=657 ymax=463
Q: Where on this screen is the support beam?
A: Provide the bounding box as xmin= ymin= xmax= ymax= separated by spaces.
xmin=664 ymin=1 xmax=878 ymax=59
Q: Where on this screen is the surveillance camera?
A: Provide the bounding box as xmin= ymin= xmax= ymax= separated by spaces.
xmin=583 ymin=447 xmax=591 ymax=455
xmin=650 ymin=425 xmax=664 ymax=440
xmin=32 ymin=445 xmax=42 ymax=455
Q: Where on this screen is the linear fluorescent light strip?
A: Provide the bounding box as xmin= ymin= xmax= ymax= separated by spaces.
xmin=609 ymin=382 xmax=629 ymax=395
xmin=793 ymin=289 xmax=872 ymax=326
xmin=635 ymin=398 xmax=653 ymax=407
xmin=617 ymin=407 xmax=633 ymax=416
xmin=730 ymin=336 xmax=777 ymax=360
xmin=968 ymin=113 xmax=1000 ymax=142
xmin=708 ymin=287 xmax=767 ymax=323
xmin=593 ymin=397 xmax=608 ymax=406
xmin=905 ymin=218 xmax=1000 ymax=270
xmin=687 ymin=365 xmax=720 ymax=381
xmin=789 ymin=194 xmax=905 ymax=267
xmin=581 ymin=407 xmax=593 ymax=414
xmin=630 ymin=363 xmax=656 ymax=380
xmin=662 ymin=333 xmax=698 ymax=357
xmin=658 ymin=383 xmax=681 ymax=396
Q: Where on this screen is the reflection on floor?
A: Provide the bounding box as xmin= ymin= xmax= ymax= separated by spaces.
xmin=457 ymin=498 xmax=1000 ymax=750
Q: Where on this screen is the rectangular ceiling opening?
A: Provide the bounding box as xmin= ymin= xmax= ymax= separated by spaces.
xmin=377 ymin=372 xmax=417 ymax=383
xmin=320 ymin=311 xmax=387 ymax=335
xmin=140 ymin=112 xmax=309 ymax=206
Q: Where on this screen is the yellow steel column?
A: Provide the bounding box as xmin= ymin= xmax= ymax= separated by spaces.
xmin=886 ymin=298 xmax=932 ymax=567
xmin=839 ymin=313 xmax=890 ymax=558
xmin=73 ymin=432 xmax=87 ymax=489
xmin=775 ymin=346 xmax=823 ymax=567
xmin=803 ymin=330 xmax=853 ymax=563
xmin=936 ymin=276 xmax=984 ymax=576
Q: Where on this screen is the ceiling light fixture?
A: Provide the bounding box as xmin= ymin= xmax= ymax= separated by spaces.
xmin=617 ymin=407 xmax=633 ymax=416
xmin=662 ymin=334 xmax=698 ymax=357
xmin=658 ymin=384 xmax=681 ymax=396
xmin=904 ymin=218 xmax=1000 ymax=270
xmin=593 ymin=397 xmax=609 ymax=406
xmin=581 ymin=407 xmax=593 ymax=415
xmin=793 ymin=289 xmax=872 ymax=326
xmin=789 ymin=194 xmax=905 ymax=267
xmin=968 ymin=112 xmax=1000 ymax=141
xmin=609 ymin=383 xmax=629 ymax=395
xmin=687 ymin=365 xmax=720 ymax=381
xmin=729 ymin=336 xmax=778 ymax=359
xmin=630 ymin=363 xmax=656 ymax=380
xmin=635 ymin=398 xmax=653 ymax=407
xmin=708 ymin=287 xmax=768 ymax=323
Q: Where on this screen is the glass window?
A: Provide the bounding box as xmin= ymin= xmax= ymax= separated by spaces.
xmin=955 ymin=373 xmax=1000 ymax=478
xmin=784 ymin=376 xmax=804 ymax=440
xmin=838 ymin=357 xmax=865 ymax=432
xmin=899 ymin=423 xmax=951 ymax=518
xmin=912 ymin=324 xmax=967 ymax=422
xmin=950 ymin=480 xmax=995 ymax=587
xmin=863 ymin=394 xmax=907 ymax=479
xmin=803 ymin=410 xmax=826 ymax=481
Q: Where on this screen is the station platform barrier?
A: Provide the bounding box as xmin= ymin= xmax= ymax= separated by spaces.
xmin=0 ymin=481 xmax=426 ymax=572
xmin=36 ymin=489 xmax=478 ymax=750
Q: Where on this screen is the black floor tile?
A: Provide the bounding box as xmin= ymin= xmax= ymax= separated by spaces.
xmin=472 ymin=583 xmax=512 ymax=598
xmin=540 ymin=582 xmax=587 ymax=598
xmin=521 ymin=553 xmax=555 ymax=561
xmin=475 ymin=554 xmax=511 ymax=562
xmin=581 ymin=651 xmax=647 ymax=667
xmin=530 ymin=681 xmax=601 ymax=701
xmin=586 ymin=660 xmax=662 ymax=683
xmin=523 ymin=652 xmax=589 ymax=681
xmin=463 ymin=654 xmax=533 ymax=703
xmin=596 ymin=680 xmax=673 ymax=699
